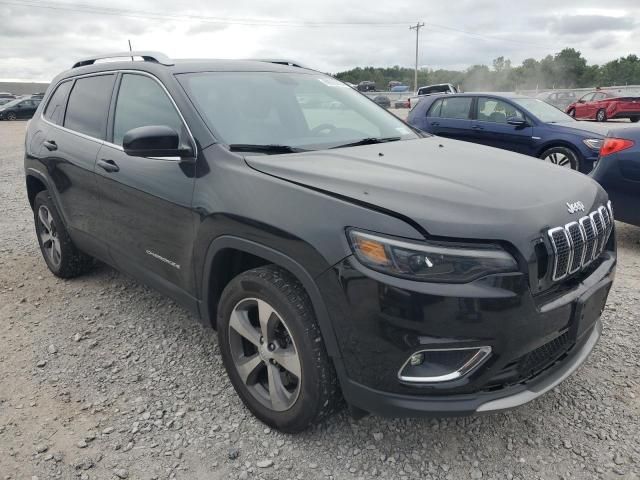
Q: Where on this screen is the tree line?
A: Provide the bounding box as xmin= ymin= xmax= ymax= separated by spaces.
xmin=334 ymin=49 xmax=640 ymax=91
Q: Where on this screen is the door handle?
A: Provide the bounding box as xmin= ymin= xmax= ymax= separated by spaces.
xmin=471 ymin=125 xmax=484 ymax=130
xmin=430 ymin=121 xmax=440 ymax=126
xmin=43 ymin=140 xmax=57 ymax=151
xmin=97 ymin=158 xmax=120 ymax=173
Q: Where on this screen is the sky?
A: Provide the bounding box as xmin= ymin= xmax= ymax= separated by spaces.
xmin=1 ymin=0 xmax=639 ymax=82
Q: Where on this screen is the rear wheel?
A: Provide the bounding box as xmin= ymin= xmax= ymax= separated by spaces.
xmin=33 ymin=191 xmax=93 ymax=278
xmin=596 ymin=109 xmax=607 ymax=122
xmin=630 ymin=116 xmax=639 ymax=123
xmin=540 ymin=146 xmax=579 ymax=170
xmin=217 ymin=265 xmax=341 ymax=432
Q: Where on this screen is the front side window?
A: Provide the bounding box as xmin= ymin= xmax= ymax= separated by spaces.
xmin=177 ymin=71 xmax=418 ymax=151
xmin=64 ymin=74 xmax=115 ymax=139
xmin=439 ymin=97 xmax=472 ymax=120
xmin=113 ymin=74 xmax=185 ymax=146
xmin=580 ymin=93 xmax=595 ymax=103
xmin=477 ymin=98 xmax=524 ymax=124
xmin=44 ymin=81 xmax=72 ymax=125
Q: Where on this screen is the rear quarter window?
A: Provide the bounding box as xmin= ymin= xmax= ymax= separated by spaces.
xmin=44 ymin=81 xmax=73 ymax=125
xmin=64 ymin=74 xmax=115 ymax=140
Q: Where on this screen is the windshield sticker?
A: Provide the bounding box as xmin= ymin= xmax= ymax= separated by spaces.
xmin=318 ymin=78 xmax=349 ymax=88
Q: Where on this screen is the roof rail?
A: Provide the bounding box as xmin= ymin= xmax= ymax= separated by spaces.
xmin=252 ymin=59 xmax=308 ymax=69
xmin=72 ymin=51 xmax=174 ymax=69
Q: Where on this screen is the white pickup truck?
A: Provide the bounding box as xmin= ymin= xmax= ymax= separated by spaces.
xmin=408 ymin=83 xmax=459 ymax=108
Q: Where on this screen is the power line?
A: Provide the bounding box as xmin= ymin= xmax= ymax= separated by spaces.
xmin=0 ymin=0 xmax=569 ymax=49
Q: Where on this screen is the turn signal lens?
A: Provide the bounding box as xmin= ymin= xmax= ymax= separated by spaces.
xmin=353 ymin=236 xmax=391 ymax=266
xmin=600 ymin=138 xmax=634 ymax=157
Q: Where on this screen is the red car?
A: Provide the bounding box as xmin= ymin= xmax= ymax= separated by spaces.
xmin=566 ymin=91 xmax=640 ymax=123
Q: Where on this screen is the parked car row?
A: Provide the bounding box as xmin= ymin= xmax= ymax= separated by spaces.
xmin=0 ymin=96 xmax=42 ymax=120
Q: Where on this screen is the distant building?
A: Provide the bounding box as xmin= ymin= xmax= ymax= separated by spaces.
xmin=0 ymin=82 xmax=49 ymax=96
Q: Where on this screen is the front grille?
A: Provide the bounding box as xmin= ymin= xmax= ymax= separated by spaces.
xmin=548 ymin=202 xmax=613 ymax=281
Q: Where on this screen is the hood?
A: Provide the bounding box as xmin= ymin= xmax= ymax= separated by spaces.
xmin=245 ymin=137 xmax=606 ymax=242
xmin=548 ymin=121 xmax=613 ymax=137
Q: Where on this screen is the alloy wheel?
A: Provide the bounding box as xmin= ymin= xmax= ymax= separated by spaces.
xmin=543 ymin=152 xmax=572 ymax=168
xmin=37 ymin=205 xmax=62 ymax=267
xmin=596 ymin=110 xmax=606 ymax=122
xmin=228 ymin=298 xmax=302 ymax=412
xmin=6 ymin=112 xmax=16 ymax=121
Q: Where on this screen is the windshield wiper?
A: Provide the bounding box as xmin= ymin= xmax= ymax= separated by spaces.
xmin=330 ymin=136 xmax=402 ymax=149
xmin=228 ymin=144 xmax=308 ymax=154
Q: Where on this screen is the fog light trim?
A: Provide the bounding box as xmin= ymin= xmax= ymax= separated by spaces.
xmin=398 ymin=346 xmax=492 ymax=384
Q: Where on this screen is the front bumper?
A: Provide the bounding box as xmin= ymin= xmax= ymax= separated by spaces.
xmin=317 ymin=250 xmax=615 ymax=417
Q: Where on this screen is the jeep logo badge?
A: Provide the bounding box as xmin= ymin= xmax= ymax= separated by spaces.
xmin=566 ymin=201 xmax=585 ymax=214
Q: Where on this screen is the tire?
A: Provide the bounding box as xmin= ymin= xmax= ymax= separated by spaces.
xmin=217 ymin=265 xmax=341 ymax=432
xmin=567 ymin=108 xmax=576 ymax=118
xmin=33 ymin=191 xmax=93 ymax=278
xmin=596 ymin=109 xmax=607 ymax=122
xmin=6 ymin=112 xmax=16 ymax=121
xmin=540 ymin=146 xmax=579 ymax=170
xmin=630 ymin=116 xmax=639 ymax=123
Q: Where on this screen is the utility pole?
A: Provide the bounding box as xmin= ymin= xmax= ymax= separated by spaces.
xmin=409 ymin=22 xmax=425 ymax=92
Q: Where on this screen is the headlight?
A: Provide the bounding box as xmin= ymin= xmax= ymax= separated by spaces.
xmin=347 ymin=229 xmax=518 ymax=283
xmin=583 ymin=138 xmax=604 ymax=151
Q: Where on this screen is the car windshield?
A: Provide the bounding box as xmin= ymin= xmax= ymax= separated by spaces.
xmin=511 ymin=98 xmax=574 ymax=123
xmin=177 ymin=71 xmax=419 ymax=151
xmin=0 ymin=98 xmax=23 ymax=108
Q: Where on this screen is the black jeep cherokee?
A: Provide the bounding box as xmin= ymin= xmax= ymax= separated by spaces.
xmin=24 ymin=52 xmax=616 ymax=432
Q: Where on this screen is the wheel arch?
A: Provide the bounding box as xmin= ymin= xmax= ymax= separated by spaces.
xmin=200 ymin=235 xmax=341 ymax=358
xmin=536 ymin=140 xmax=582 ymax=160
xmin=26 ymin=171 xmax=49 ymax=209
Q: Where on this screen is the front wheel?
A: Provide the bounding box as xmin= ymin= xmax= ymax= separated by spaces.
xmin=217 ymin=265 xmax=341 ymax=432
xmin=596 ymin=109 xmax=607 ymax=122
xmin=540 ymin=146 xmax=579 ymax=170
xmin=567 ymin=108 xmax=576 ymax=118
xmin=630 ymin=116 xmax=639 ymax=123
xmin=6 ymin=112 xmax=17 ymax=121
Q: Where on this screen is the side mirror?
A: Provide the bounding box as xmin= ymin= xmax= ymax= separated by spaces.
xmin=122 ymin=125 xmax=193 ymax=158
xmin=578 ymin=99 xmax=585 ymax=104
xmin=507 ymin=117 xmax=528 ymax=127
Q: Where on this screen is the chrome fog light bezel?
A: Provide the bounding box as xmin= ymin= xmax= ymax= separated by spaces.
xmin=398 ymin=346 xmax=492 ymax=384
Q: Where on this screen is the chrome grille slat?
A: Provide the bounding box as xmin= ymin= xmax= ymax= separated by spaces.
xmin=548 ymin=205 xmax=613 ymax=282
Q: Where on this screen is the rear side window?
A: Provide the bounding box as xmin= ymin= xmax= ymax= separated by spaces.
xmin=64 ymin=74 xmax=115 ymax=140
xmin=112 ymin=74 xmax=184 ymax=146
xmin=44 ymin=81 xmax=72 ymax=125
xmin=439 ymin=97 xmax=472 ymax=119
xmin=427 ymin=99 xmax=443 ymax=117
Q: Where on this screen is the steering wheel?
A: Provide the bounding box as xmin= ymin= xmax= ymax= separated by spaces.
xmin=311 ymin=123 xmax=337 ymax=136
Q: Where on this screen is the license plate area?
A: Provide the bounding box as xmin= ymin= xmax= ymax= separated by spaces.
xmin=572 ymin=280 xmax=611 ymax=339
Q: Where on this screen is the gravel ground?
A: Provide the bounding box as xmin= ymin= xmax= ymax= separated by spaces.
xmin=1 ymin=120 xmax=639 ymax=480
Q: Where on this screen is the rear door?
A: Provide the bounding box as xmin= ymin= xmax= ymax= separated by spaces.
xmin=470 ymin=97 xmax=534 ymax=154
xmin=427 ymin=96 xmax=475 ymax=142
xmin=39 ymin=74 xmax=116 ymax=257
xmin=94 ymin=72 xmax=197 ymax=299
xmin=17 ymin=100 xmax=37 ymax=118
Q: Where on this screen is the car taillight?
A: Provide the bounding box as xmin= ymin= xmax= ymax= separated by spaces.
xmin=600 ymin=138 xmax=634 ymax=157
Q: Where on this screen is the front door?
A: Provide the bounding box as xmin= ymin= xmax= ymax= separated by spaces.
xmin=470 ymin=97 xmax=534 ymax=155
xmin=94 ymin=72 xmax=197 ymax=299
xmin=575 ymin=93 xmax=595 ymax=119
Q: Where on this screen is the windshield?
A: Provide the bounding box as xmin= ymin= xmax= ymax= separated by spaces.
xmin=0 ymin=98 xmax=23 ymax=108
xmin=177 ymin=71 xmax=418 ymax=151
xmin=511 ymin=98 xmax=574 ymax=123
